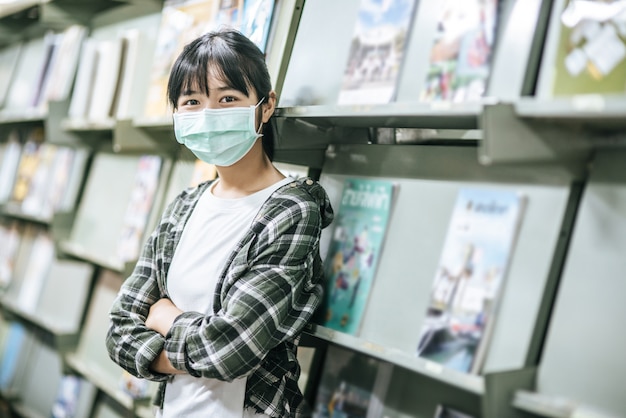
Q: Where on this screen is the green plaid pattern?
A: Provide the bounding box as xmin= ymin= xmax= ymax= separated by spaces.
xmin=106 ymin=177 xmax=333 ymax=417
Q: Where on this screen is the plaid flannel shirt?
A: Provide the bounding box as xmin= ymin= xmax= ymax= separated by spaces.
xmin=106 ymin=177 xmax=334 ymax=417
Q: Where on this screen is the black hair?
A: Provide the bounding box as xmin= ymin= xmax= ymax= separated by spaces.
xmin=167 ymin=29 xmax=274 ymax=160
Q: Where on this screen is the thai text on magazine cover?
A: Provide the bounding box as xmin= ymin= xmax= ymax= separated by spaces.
xmin=322 ymin=178 xmax=396 ymax=335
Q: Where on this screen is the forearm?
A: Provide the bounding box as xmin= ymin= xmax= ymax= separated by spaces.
xmin=150 ymin=349 xmax=186 ymax=375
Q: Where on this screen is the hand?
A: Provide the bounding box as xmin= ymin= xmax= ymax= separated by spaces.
xmin=146 ymin=298 xmax=183 ymax=337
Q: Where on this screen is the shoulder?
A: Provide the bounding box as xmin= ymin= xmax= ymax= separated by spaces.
xmin=254 ymin=177 xmax=334 ymax=232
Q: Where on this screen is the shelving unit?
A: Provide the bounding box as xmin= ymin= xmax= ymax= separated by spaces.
xmin=0 ymin=0 xmax=625 ymax=417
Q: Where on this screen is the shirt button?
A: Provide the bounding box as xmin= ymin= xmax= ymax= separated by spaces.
xmin=305 ymin=179 xmax=313 ymax=185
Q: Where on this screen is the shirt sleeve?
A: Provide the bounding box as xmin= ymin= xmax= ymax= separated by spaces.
xmin=163 ymin=196 xmax=324 ymax=381
xmin=106 ymin=210 xmax=172 ymax=382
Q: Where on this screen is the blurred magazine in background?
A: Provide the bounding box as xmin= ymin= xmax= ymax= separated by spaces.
xmin=416 ymin=187 xmax=526 ymax=374
xmin=420 ymin=0 xmax=500 ymax=102
xmin=337 ymin=0 xmax=419 ymax=105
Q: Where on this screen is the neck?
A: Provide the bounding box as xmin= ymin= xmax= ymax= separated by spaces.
xmin=213 ymin=141 xmax=284 ymax=198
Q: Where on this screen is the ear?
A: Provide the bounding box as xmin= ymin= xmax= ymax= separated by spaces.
xmin=261 ymin=90 xmax=277 ymax=123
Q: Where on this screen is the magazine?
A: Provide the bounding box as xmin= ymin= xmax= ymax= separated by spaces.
xmin=544 ymin=0 xmax=626 ymax=96
xmin=50 ymin=375 xmax=82 ymax=418
xmin=119 ymin=370 xmax=150 ymax=399
xmin=311 ymin=345 xmax=388 ymax=418
xmin=416 ymin=187 xmax=526 ymax=374
xmin=420 ymin=0 xmax=500 ymax=102
xmin=0 ymin=221 xmax=21 ymax=288
xmin=240 ymin=0 xmax=276 ymax=52
xmin=320 ymin=178 xmax=396 ymax=335
xmin=143 ymin=0 xmax=220 ymax=119
xmin=117 ymin=155 xmax=162 ymax=263
xmin=337 ymin=0 xmax=418 ymax=105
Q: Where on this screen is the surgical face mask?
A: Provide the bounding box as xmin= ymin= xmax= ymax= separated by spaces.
xmin=173 ymin=99 xmax=264 ymax=166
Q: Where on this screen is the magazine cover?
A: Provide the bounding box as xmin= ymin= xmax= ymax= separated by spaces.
xmin=20 ymin=143 xmax=58 ymax=218
xmin=416 ymin=188 xmax=525 ymax=374
xmin=337 ymin=0 xmax=418 ymax=105
xmin=0 ymin=130 xmax=22 ymax=204
xmin=117 ymin=155 xmax=162 ymax=263
xmin=420 ymin=0 xmax=499 ymax=103
xmin=0 ymin=322 xmax=28 ymax=392
xmin=50 ymin=375 xmax=82 ymax=418
xmin=321 ymin=178 xmax=395 ymax=335
xmin=215 ymin=0 xmax=244 ymax=30
xmin=10 ymin=138 xmax=42 ymax=207
xmin=0 ymin=221 xmax=21 ymax=288
xmin=311 ymin=345 xmax=382 ymax=418
xmin=119 ymin=370 xmax=150 ymax=398
xmin=143 ymin=0 xmax=219 ymax=119
xmin=240 ymin=0 xmax=276 ymax=52
xmin=546 ymin=0 xmax=626 ymax=96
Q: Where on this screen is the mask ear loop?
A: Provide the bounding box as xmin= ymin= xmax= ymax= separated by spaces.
xmin=254 ymin=97 xmax=266 ymax=136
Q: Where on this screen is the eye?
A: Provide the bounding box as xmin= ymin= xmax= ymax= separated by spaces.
xmin=183 ymin=98 xmax=200 ymax=106
xmin=219 ymin=96 xmax=237 ymax=104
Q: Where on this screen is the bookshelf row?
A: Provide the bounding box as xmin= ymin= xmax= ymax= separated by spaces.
xmin=0 ymin=0 xmax=625 ymax=417
xmin=3 ymin=137 xmax=625 ymax=418
xmin=0 ymin=0 xmax=624 ymax=154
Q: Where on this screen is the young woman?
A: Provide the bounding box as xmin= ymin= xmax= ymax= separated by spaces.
xmin=106 ymin=29 xmax=334 ymax=418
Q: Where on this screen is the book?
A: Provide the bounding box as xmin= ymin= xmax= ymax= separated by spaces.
xmin=20 ymin=142 xmax=58 ymax=217
xmin=117 ymin=155 xmax=163 ymax=263
xmin=15 ymin=230 xmax=55 ymax=312
xmin=419 ymin=0 xmax=500 ymax=102
xmin=320 ymin=178 xmax=395 ymax=335
xmin=50 ymin=375 xmax=82 ymax=418
xmin=0 ymin=220 xmax=22 ymax=289
xmin=57 ymin=147 xmax=90 ymax=214
xmin=0 ymin=322 xmax=30 ymax=392
xmin=10 ymin=132 xmax=44 ymax=207
xmin=215 ymin=0 xmax=244 ymax=30
xmin=87 ymin=38 xmax=124 ymax=121
xmin=119 ymin=370 xmax=149 ymax=399
xmin=115 ymin=29 xmax=155 ymax=120
xmin=45 ymin=25 xmax=88 ymax=103
xmin=311 ymin=345 xmax=391 ymax=418
xmin=31 ymin=30 xmax=61 ymax=109
xmin=240 ymin=0 xmax=276 ymax=52
xmin=0 ymin=41 xmax=23 ymax=107
xmin=143 ymin=0 xmax=220 ymax=119
xmin=42 ymin=146 xmax=75 ymax=218
xmin=337 ymin=0 xmax=418 ymax=105
xmin=538 ymin=0 xmax=626 ymax=97
xmin=416 ymin=188 xmax=526 ymax=374
xmin=4 ymin=36 xmax=48 ymax=113
xmin=68 ymin=38 xmax=99 ymax=119
xmin=0 ymin=129 xmax=22 ymax=204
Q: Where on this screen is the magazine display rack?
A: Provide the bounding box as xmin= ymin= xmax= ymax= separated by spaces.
xmin=1 ymin=0 xmax=625 ymax=417
xmin=510 ymin=149 xmax=626 ymax=418
xmin=305 ymin=143 xmax=581 ymax=417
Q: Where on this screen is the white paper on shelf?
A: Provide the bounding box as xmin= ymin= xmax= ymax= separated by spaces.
xmin=561 ymin=0 xmax=626 ymax=27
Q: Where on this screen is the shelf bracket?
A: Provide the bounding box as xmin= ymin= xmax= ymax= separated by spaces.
xmin=479 ymin=103 xmax=592 ymax=165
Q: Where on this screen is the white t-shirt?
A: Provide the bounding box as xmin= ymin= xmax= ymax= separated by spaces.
xmin=156 ymin=178 xmax=291 ymax=418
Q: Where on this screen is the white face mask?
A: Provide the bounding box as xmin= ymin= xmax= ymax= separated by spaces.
xmin=173 ymin=99 xmax=264 ymax=166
